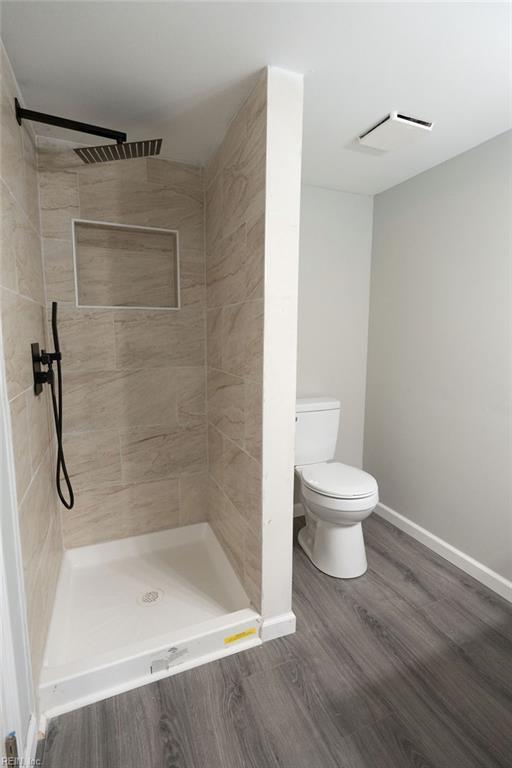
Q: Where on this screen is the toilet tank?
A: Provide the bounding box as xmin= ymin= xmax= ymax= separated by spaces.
xmin=295 ymin=397 xmax=340 ymax=466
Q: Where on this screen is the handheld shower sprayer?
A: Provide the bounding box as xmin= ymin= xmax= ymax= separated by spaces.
xmin=31 ymin=302 xmax=74 ymax=509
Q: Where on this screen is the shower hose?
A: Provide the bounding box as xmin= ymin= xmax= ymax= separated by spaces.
xmin=47 ymin=302 xmax=74 ymax=510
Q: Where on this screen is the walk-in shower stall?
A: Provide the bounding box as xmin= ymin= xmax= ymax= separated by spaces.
xmin=0 ymin=54 xmax=303 ymax=723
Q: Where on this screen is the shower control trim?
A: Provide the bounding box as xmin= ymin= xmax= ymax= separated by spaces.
xmin=31 ymin=342 xmax=46 ymax=396
xmin=31 ymin=342 xmax=61 ymax=395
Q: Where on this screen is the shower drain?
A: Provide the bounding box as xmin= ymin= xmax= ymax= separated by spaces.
xmin=138 ymin=588 xmax=164 ymax=606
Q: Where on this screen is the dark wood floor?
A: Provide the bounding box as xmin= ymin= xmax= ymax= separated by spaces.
xmin=39 ymin=515 xmax=512 ymax=768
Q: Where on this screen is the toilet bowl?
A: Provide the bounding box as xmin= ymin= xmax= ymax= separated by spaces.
xmin=296 ymin=462 xmax=378 ymax=578
xmin=295 ymin=397 xmax=379 ymax=579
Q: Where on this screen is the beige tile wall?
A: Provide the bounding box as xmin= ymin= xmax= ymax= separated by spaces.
xmin=0 ymin=43 xmax=63 ymax=685
xmin=38 ymin=138 xmax=208 ymax=547
xmin=205 ymin=72 xmax=266 ymax=610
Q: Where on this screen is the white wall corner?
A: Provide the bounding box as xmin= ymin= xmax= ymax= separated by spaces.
xmin=0 ymin=324 xmax=36 ymax=758
xmin=261 ymin=66 xmax=304 ymax=621
xmin=24 ymin=715 xmax=39 ymax=766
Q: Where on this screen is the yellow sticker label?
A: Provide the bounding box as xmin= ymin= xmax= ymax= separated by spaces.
xmin=223 ymin=627 xmax=257 ymax=645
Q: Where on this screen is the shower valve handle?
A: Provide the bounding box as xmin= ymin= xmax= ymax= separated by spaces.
xmin=39 ymin=349 xmax=62 ymax=365
xmin=34 ymin=367 xmax=54 ymax=387
xmin=31 ymin=343 xmax=60 ymax=395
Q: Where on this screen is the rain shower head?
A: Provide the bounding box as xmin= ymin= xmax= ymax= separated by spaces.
xmin=74 ymin=138 xmax=162 ymax=164
xmin=14 ymin=98 xmax=163 ymax=163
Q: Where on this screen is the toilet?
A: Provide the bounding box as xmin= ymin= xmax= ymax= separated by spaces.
xmin=295 ymin=397 xmax=379 ymax=578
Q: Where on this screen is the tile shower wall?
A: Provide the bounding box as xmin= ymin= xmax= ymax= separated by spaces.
xmin=205 ymin=73 xmax=266 ymax=609
xmin=0 ymin=43 xmax=62 ymax=684
xmin=38 ymin=139 xmax=208 ymax=547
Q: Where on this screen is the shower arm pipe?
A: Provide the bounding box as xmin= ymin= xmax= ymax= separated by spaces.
xmin=15 ymin=98 xmax=127 ymax=144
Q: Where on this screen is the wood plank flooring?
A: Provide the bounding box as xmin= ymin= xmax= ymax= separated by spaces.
xmin=39 ymin=515 xmax=512 ymax=768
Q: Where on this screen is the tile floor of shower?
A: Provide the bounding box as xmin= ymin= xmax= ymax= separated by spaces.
xmin=40 ymin=523 xmax=261 ymax=717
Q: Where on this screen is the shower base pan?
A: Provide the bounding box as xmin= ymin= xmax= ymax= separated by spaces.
xmin=40 ymin=522 xmax=261 ymax=718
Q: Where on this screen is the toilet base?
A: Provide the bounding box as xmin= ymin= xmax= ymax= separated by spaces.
xmin=298 ymin=518 xmax=368 ymax=579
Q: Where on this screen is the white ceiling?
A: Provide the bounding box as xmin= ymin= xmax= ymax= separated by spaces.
xmin=1 ymin=1 xmax=511 ymax=194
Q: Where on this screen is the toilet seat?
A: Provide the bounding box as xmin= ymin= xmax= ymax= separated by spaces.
xmin=301 ymin=462 xmax=377 ymax=500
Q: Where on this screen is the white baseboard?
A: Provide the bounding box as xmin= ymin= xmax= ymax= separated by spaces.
xmin=375 ymin=503 xmax=512 ymax=604
xmin=261 ymin=611 xmax=296 ymax=641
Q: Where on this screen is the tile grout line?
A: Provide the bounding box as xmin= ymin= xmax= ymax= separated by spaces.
xmin=202 ymin=166 xmax=210 ymax=514
xmin=17 ymin=440 xmax=52 ymax=509
xmin=206 ymin=296 xmax=263 ymax=312
xmin=0 ymin=159 xmax=41 ymax=240
xmin=208 ymin=419 xmax=261 ymax=466
xmin=208 ymin=364 xmax=261 ymax=386
xmin=0 ymin=283 xmax=42 ymax=306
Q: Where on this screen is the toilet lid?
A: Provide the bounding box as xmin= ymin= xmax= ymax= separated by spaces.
xmin=301 ymin=462 xmax=378 ymax=499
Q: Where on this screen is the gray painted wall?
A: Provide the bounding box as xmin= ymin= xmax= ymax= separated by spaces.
xmin=297 ymin=185 xmax=373 ymax=467
xmin=364 ymin=130 xmax=512 ymax=580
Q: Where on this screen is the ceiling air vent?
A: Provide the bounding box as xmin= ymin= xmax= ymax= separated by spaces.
xmin=358 ymin=111 xmax=433 ymax=151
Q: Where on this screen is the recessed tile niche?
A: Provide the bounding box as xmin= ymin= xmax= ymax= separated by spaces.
xmin=73 ymin=220 xmax=179 ymax=309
